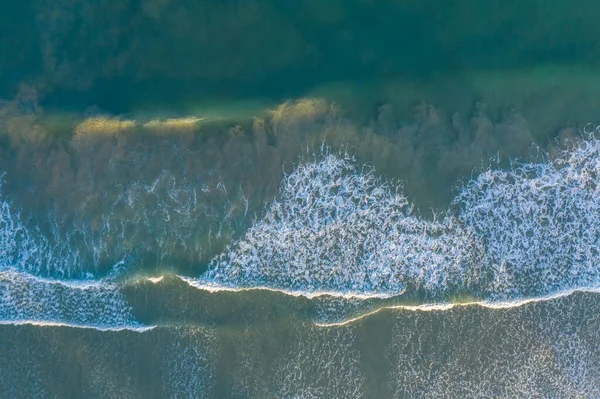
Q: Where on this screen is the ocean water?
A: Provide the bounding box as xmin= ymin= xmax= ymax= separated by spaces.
xmin=3 ymin=1 xmax=600 ymax=398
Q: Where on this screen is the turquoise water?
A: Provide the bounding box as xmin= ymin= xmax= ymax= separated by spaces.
xmin=3 ymin=1 xmax=600 ymax=398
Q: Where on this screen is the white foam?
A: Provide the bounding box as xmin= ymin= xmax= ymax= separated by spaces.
xmin=203 ymin=152 xmax=482 ymax=297
xmin=147 ymin=275 xmax=164 ymax=284
xmin=2 ymin=135 xmax=600 ymax=328
xmin=456 ymin=137 xmax=600 ymax=297
xmin=0 ymin=191 xmax=83 ymax=278
xmin=0 ymin=182 xmax=145 ymax=330
xmin=387 ymin=286 xmax=600 ymax=398
xmin=315 ymin=286 xmax=600 ymax=327
xmin=0 ymin=270 xmax=141 ymax=330
xmin=71 ymin=169 xmax=249 ymax=272
xmin=201 ymin=137 xmax=600 ymax=302
xmin=276 ymin=328 xmax=365 ymax=398
xmin=0 ymin=319 xmax=154 ymax=332
xmin=178 ymin=275 xmax=403 ymax=299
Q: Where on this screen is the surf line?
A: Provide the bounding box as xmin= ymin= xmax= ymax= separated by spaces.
xmin=0 ymin=320 xmax=156 ymax=332
xmin=313 ymin=286 xmax=600 ymax=327
xmin=175 ymin=275 xmax=406 ymax=300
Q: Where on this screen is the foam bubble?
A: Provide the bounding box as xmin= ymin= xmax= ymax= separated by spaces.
xmin=68 ymin=169 xmax=250 ymax=274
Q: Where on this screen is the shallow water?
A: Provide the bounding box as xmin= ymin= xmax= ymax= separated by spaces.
xmin=3 ymin=1 xmax=600 ymax=398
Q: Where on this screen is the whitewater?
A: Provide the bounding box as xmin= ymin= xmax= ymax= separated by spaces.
xmin=1 ymin=135 xmax=600 ymax=329
xmin=200 ymin=135 xmax=600 ymax=300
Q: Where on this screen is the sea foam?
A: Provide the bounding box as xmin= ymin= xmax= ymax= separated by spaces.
xmin=202 ymin=136 xmax=600 ymax=301
xmin=0 ymin=184 xmax=140 ymax=330
xmin=0 ymin=270 xmax=140 ymax=330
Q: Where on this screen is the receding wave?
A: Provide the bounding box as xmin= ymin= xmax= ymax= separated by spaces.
xmin=201 ymin=136 xmax=600 ymax=302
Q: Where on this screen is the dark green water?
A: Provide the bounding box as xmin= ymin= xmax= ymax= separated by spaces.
xmin=2 ymin=1 xmax=600 ymax=398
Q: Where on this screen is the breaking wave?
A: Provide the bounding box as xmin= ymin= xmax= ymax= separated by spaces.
xmin=0 ymin=190 xmax=83 ymax=278
xmin=203 ymin=151 xmax=482 ymax=297
xmin=456 ymin=137 xmax=600 ymax=297
xmin=0 ymin=270 xmax=143 ymax=330
xmin=2 ymin=134 xmax=600 ymax=328
xmin=0 ymin=184 xmax=141 ymax=330
xmin=202 ymin=136 xmax=600 ymax=301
